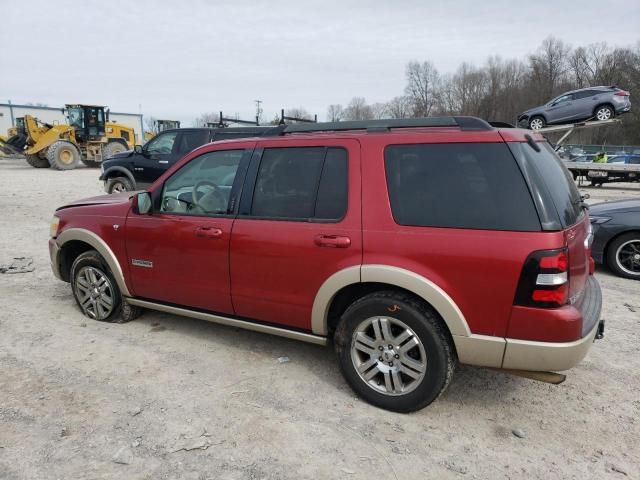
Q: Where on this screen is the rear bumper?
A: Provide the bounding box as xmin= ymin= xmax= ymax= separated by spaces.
xmin=502 ymin=276 xmax=602 ymax=371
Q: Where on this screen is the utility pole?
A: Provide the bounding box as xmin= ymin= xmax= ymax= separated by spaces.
xmin=254 ymin=99 xmax=263 ymax=126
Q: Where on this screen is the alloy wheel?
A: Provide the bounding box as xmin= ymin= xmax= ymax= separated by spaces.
xmin=350 ymin=316 xmax=427 ymax=396
xmin=74 ymin=266 xmax=115 ymax=320
xmin=596 ymin=108 xmax=612 ymax=121
xmin=616 ymin=239 xmax=640 ymax=276
xmin=529 ymin=118 xmax=544 ymax=130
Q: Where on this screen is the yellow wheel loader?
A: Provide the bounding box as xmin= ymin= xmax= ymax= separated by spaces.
xmin=22 ymin=105 xmax=136 ymax=170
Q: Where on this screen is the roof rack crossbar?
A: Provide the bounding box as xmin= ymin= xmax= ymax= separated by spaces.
xmin=277 ymin=116 xmax=492 ymax=134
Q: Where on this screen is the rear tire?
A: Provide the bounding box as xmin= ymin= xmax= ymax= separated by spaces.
xmin=606 ymin=232 xmax=640 ymax=280
xmin=46 ymin=141 xmax=81 ymax=170
xmin=25 ymin=153 xmax=50 ymax=168
xmin=594 ymin=105 xmax=614 ymax=121
xmin=70 ymin=250 xmax=143 ymax=322
xmin=529 ymin=116 xmax=545 ymax=130
xmin=106 ymin=176 xmax=134 ymax=194
xmin=103 ymin=141 xmax=127 ymax=159
xmin=334 ymin=291 xmax=456 ymax=413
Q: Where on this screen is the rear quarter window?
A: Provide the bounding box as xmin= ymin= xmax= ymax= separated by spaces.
xmin=384 ymin=143 xmax=541 ymax=231
xmin=508 ymin=141 xmax=583 ymax=228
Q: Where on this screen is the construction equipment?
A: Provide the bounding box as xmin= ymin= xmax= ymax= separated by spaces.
xmin=22 ymin=105 xmax=136 ymax=170
xmin=154 ymin=119 xmax=180 ymax=132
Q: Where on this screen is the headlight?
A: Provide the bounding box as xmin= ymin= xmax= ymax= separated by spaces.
xmin=100 ymin=163 xmax=105 ymax=174
xmin=50 ymin=216 xmax=60 ymax=238
xmin=590 ymin=216 xmax=611 ymax=224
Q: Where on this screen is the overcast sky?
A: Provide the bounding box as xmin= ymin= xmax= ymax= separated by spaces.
xmin=2 ymin=0 xmax=638 ymax=124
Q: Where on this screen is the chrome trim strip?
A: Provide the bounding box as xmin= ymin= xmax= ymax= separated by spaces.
xmin=126 ymin=298 xmax=328 ymax=346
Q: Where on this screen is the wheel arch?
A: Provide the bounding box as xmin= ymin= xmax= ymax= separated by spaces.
xmin=56 ymin=228 xmax=130 ymax=296
xmin=102 ymin=165 xmax=136 ymax=184
xmin=603 ymin=229 xmax=640 ymax=265
xmin=311 ymin=265 xmax=471 ymax=338
xmin=107 ymin=138 xmax=129 ymax=148
xmin=593 ymin=102 xmax=615 ymax=116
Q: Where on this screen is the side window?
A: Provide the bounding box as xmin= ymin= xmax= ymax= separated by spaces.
xmin=250 ymin=147 xmax=348 ymax=221
xmin=176 ymin=130 xmax=210 ymax=155
xmin=384 ymin=143 xmax=541 ymax=231
xmin=160 ymin=150 xmax=244 ymax=216
xmin=554 ymin=94 xmax=573 ymax=104
xmin=146 ymin=131 xmax=178 ymax=155
xmin=574 ymin=90 xmax=595 ymax=99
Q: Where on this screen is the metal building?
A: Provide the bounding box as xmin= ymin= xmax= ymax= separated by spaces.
xmin=0 ymin=102 xmax=145 ymax=144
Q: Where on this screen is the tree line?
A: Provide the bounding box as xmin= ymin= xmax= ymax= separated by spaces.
xmin=193 ymin=37 xmax=639 ymax=145
xmin=325 ymin=37 xmax=640 ymax=145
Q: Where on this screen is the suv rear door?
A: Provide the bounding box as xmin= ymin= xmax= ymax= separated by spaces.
xmin=229 ymin=138 xmax=362 ymax=331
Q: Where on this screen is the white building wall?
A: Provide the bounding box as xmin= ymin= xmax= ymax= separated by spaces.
xmin=0 ymin=104 xmax=144 ymax=143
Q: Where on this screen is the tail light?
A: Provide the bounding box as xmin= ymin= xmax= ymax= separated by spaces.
xmin=514 ymin=248 xmax=569 ymax=308
xmin=615 ymin=91 xmax=630 ymax=96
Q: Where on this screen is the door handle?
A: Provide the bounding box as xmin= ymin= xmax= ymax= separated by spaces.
xmin=314 ymin=234 xmax=351 ymax=248
xmin=195 ymin=226 xmax=223 ymax=239
xmin=159 ymin=160 xmax=168 ymax=164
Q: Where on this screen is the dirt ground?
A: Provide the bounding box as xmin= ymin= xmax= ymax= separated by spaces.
xmin=1 ymin=156 xmax=639 ymax=480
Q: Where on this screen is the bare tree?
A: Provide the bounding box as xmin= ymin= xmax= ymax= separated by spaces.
xmin=343 ymin=97 xmax=373 ymax=121
xmin=386 ymin=96 xmax=412 ymax=118
xmin=370 ymin=102 xmax=389 ymax=119
xmin=192 ymin=112 xmax=220 ymax=127
xmin=528 ymin=36 xmax=570 ymax=101
xmin=405 ymin=60 xmax=440 ymax=117
xmin=144 ymin=116 xmax=157 ymax=132
xmin=327 ymin=104 xmax=344 ymax=122
xmin=285 ymin=107 xmax=314 ymax=122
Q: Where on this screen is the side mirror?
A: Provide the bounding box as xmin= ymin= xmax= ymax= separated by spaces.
xmin=137 ymin=192 xmax=152 ymax=215
xmin=134 ymin=144 xmax=144 ymax=154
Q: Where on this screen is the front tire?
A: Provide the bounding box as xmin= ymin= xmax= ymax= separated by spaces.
xmin=70 ymin=250 xmax=142 ymax=322
xmin=47 ymin=141 xmax=81 ymax=170
xmin=606 ymin=233 xmax=640 ymax=280
xmin=334 ymin=291 xmax=456 ymax=413
xmin=529 ymin=116 xmax=545 ymax=130
xmin=106 ymin=176 xmax=134 ymax=194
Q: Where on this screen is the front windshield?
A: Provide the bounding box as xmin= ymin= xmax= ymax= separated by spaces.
xmin=68 ymin=108 xmax=83 ymax=129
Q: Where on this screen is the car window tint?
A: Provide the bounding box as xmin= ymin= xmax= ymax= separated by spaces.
xmin=315 ymin=148 xmax=348 ymax=219
xmin=509 ymin=141 xmax=583 ymax=228
xmin=146 ymin=131 xmax=178 ymax=155
xmin=250 ymin=147 xmax=348 ymax=221
xmin=574 ymin=90 xmax=594 ymax=99
xmin=161 ymin=150 xmax=243 ymax=216
xmin=176 ymin=130 xmax=209 ymax=154
xmin=384 ymin=143 xmax=540 ymax=231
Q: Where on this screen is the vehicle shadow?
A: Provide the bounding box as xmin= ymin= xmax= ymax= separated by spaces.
xmin=131 ymin=309 xmax=528 ymax=410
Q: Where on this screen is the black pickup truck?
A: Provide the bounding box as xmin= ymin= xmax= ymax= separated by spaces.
xmin=100 ymin=126 xmax=275 ymax=193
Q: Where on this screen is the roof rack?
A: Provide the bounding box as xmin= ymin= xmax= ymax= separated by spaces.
xmin=264 ymin=116 xmax=493 ymax=136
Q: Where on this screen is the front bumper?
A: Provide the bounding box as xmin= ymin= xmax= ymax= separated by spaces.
xmin=502 ymin=276 xmax=603 ymax=371
xmin=49 ymin=237 xmax=63 ymax=281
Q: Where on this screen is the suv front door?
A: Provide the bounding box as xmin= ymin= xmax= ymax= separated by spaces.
xmin=229 ymin=139 xmax=362 ymax=331
xmin=125 ymin=143 xmax=254 ymax=313
xmin=135 ymin=130 xmax=180 ymax=186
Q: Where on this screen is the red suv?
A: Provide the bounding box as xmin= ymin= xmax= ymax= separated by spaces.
xmin=49 ymin=117 xmax=603 ymax=412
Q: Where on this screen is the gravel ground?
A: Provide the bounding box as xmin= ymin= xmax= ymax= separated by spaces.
xmin=1 ymin=157 xmax=639 ymax=480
